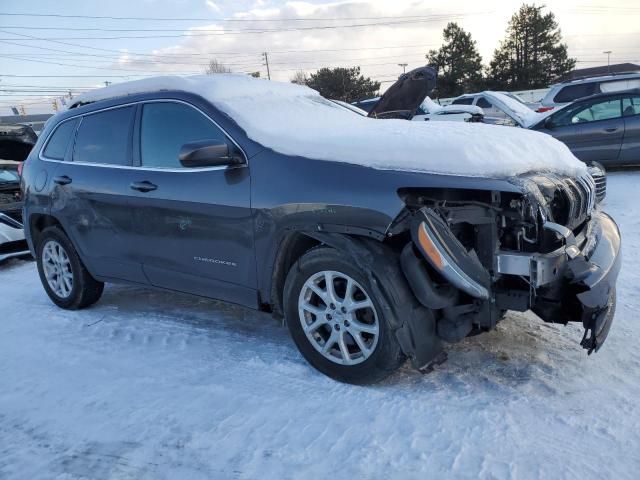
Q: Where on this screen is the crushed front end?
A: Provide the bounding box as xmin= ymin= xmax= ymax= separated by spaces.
xmin=396 ymin=170 xmax=620 ymax=356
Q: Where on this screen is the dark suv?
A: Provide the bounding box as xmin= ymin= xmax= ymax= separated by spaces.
xmin=21 ymin=75 xmax=621 ymax=384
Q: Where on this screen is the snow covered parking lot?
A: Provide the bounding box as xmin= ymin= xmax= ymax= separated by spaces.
xmin=1 ymin=172 xmax=639 ymax=480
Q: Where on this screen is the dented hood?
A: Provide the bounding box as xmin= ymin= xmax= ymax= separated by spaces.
xmin=368 ymin=66 xmax=437 ymax=120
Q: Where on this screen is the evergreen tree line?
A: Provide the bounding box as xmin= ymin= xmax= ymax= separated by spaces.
xmin=427 ymin=4 xmax=575 ymax=98
xmin=207 ymin=4 xmax=576 ymax=103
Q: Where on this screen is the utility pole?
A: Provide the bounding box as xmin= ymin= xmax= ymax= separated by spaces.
xmin=262 ymin=52 xmax=271 ymax=80
xmin=603 ymin=51 xmax=612 ymax=73
xmin=398 ymin=63 xmax=408 ymax=74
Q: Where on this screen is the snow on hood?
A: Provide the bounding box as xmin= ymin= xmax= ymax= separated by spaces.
xmin=72 ymin=75 xmax=587 ymax=178
xmin=482 ymin=91 xmax=548 ymax=128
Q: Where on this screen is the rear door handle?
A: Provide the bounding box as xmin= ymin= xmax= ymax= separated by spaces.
xmin=130 ymin=180 xmax=157 ymax=192
xmin=604 ymin=128 xmax=618 ymax=133
xmin=53 ymin=175 xmax=72 ymax=185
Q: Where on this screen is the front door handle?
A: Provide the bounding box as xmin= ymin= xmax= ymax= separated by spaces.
xmin=604 ymin=127 xmax=618 ymax=133
xmin=53 ymin=175 xmax=72 ymax=185
xmin=130 ymin=180 xmax=157 ymax=192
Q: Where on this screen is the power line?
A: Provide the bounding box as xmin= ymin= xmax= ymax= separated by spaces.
xmin=0 ymin=33 xmax=440 ymax=59
xmin=0 ymin=17 xmax=484 ymax=40
xmin=0 ymin=38 xmax=439 ymax=58
xmin=0 ymin=11 xmax=490 ymax=22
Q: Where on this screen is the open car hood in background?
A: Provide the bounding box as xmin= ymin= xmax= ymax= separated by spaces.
xmin=367 ymin=66 xmax=437 ymax=120
xmin=0 ymin=124 xmax=38 ymax=162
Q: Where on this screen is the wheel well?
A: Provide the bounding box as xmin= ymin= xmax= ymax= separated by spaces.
xmin=269 ymin=232 xmax=321 ymax=317
xmin=29 ymin=214 xmax=65 ymax=248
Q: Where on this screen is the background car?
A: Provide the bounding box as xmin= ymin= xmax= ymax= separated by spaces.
xmin=352 ymin=97 xmax=379 ymax=113
xmin=450 ymin=91 xmax=534 ymax=124
xmin=531 ymin=89 xmax=640 ymax=166
xmin=0 ymin=161 xmax=30 ymax=262
xmin=351 ymin=97 xmax=483 ymax=122
xmin=413 ymin=97 xmax=484 ymax=122
xmin=330 ymin=100 xmax=368 ymax=116
xmin=538 ymin=72 xmax=640 ymax=112
xmin=0 ymin=123 xmax=36 ymax=262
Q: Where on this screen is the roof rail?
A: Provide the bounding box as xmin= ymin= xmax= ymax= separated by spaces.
xmin=560 ymin=70 xmax=640 ymax=84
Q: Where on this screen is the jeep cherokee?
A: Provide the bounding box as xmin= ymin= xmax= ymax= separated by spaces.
xmin=21 ymin=75 xmax=621 ymax=384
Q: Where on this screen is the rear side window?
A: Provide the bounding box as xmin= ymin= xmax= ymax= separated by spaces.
xmin=622 ymin=96 xmax=640 ymax=117
xmin=452 ymin=97 xmax=473 ymax=105
xmin=74 ymin=106 xmax=135 ymax=165
xmin=140 ymin=102 xmax=229 ymax=169
xmin=43 ymin=119 xmax=77 ymax=160
xmin=553 ymin=83 xmax=599 ymax=103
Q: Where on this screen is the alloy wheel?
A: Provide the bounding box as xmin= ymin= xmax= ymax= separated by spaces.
xmin=42 ymin=240 xmax=73 ymax=299
xmin=298 ymin=270 xmax=380 ymax=365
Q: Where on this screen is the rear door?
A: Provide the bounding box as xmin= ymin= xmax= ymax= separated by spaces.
xmin=620 ymin=94 xmax=640 ymax=165
xmin=127 ymin=100 xmax=256 ymax=306
xmin=49 ymin=105 xmax=146 ymax=283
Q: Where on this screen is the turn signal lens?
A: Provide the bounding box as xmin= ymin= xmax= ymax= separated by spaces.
xmin=417 ymin=222 xmax=444 ymax=270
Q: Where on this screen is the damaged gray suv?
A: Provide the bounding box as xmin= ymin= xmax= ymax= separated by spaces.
xmin=21 ymin=72 xmax=621 ymax=384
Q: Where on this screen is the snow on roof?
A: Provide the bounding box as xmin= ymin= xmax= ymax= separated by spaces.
xmin=72 ymin=75 xmax=587 ymax=178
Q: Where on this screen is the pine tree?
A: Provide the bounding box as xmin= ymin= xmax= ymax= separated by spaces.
xmin=488 ymin=4 xmax=576 ymax=90
xmin=305 ymin=67 xmax=380 ymax=102
xmin=426 ymin=23 xmax=484 ymax=97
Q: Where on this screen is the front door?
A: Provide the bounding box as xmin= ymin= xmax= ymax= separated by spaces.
xmin=127 ymin=100 xmax=256 ymax=307
xmin=553 ymin=98 xmax=625 ymax=164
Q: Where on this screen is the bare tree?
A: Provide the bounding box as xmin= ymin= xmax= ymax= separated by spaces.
xmin=205 ymin=59 xmax=231 ymax=75
xmin=290 ymin=70 xmax=309 ymax=85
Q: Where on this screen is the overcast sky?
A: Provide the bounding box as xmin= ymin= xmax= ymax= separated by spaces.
xmin=1 ymin=0 xmax=639 ymax=114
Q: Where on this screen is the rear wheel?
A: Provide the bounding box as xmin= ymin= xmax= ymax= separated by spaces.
xmin=36 ymin=226 xmax=104 ymax=309
xmin=284 ymin=246 xmax=405 ymax=384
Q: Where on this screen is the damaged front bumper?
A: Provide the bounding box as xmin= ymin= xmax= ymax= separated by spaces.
xmin=497 ymin=211 xmax=621 ymax=353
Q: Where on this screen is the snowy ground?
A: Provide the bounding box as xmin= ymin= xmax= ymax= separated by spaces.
xmin=1 ymin=172 xmax=639 ymax=480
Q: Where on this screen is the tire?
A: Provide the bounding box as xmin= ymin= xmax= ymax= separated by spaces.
xmin=284 ymin=245 xmax=405 ymax=384
xmin=36 ymin=226 xmax=104 ymax=310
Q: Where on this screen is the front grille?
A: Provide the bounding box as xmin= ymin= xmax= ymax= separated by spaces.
xmin=558 ymin=174 xmax=595 ymax=231
xmin=591 ymin=171 xmax=607 ymax=203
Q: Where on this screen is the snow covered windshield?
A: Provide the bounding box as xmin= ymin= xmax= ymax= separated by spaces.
xmin=72 ymin=75 xmax=586 ymax=178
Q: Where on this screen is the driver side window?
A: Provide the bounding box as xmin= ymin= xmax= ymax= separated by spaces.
xmin=569 ymin=99 xmax=621 ymax=125
xmin=552 ymin=99 xmax=622 ymax=127
xmin=140 ymin=102 xmax=230 ymax=169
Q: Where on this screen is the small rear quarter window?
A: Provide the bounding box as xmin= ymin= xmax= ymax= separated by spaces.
xmin=43 ymin=119 xmax=78 ymax=160
xmin=553 ymin=83 xmax=599 ymax=103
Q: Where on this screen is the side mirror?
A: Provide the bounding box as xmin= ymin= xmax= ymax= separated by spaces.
xmin=178 ymin=140 xmax=244 ymax=168
xmin=544 ymin=116 xmax=555 ymax=129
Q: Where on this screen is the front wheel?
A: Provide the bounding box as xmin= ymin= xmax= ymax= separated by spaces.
xmin=36 ymin=226 xmax=104 ymax=310
xmin=284 ymin=246 xmax=405 ymax=384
